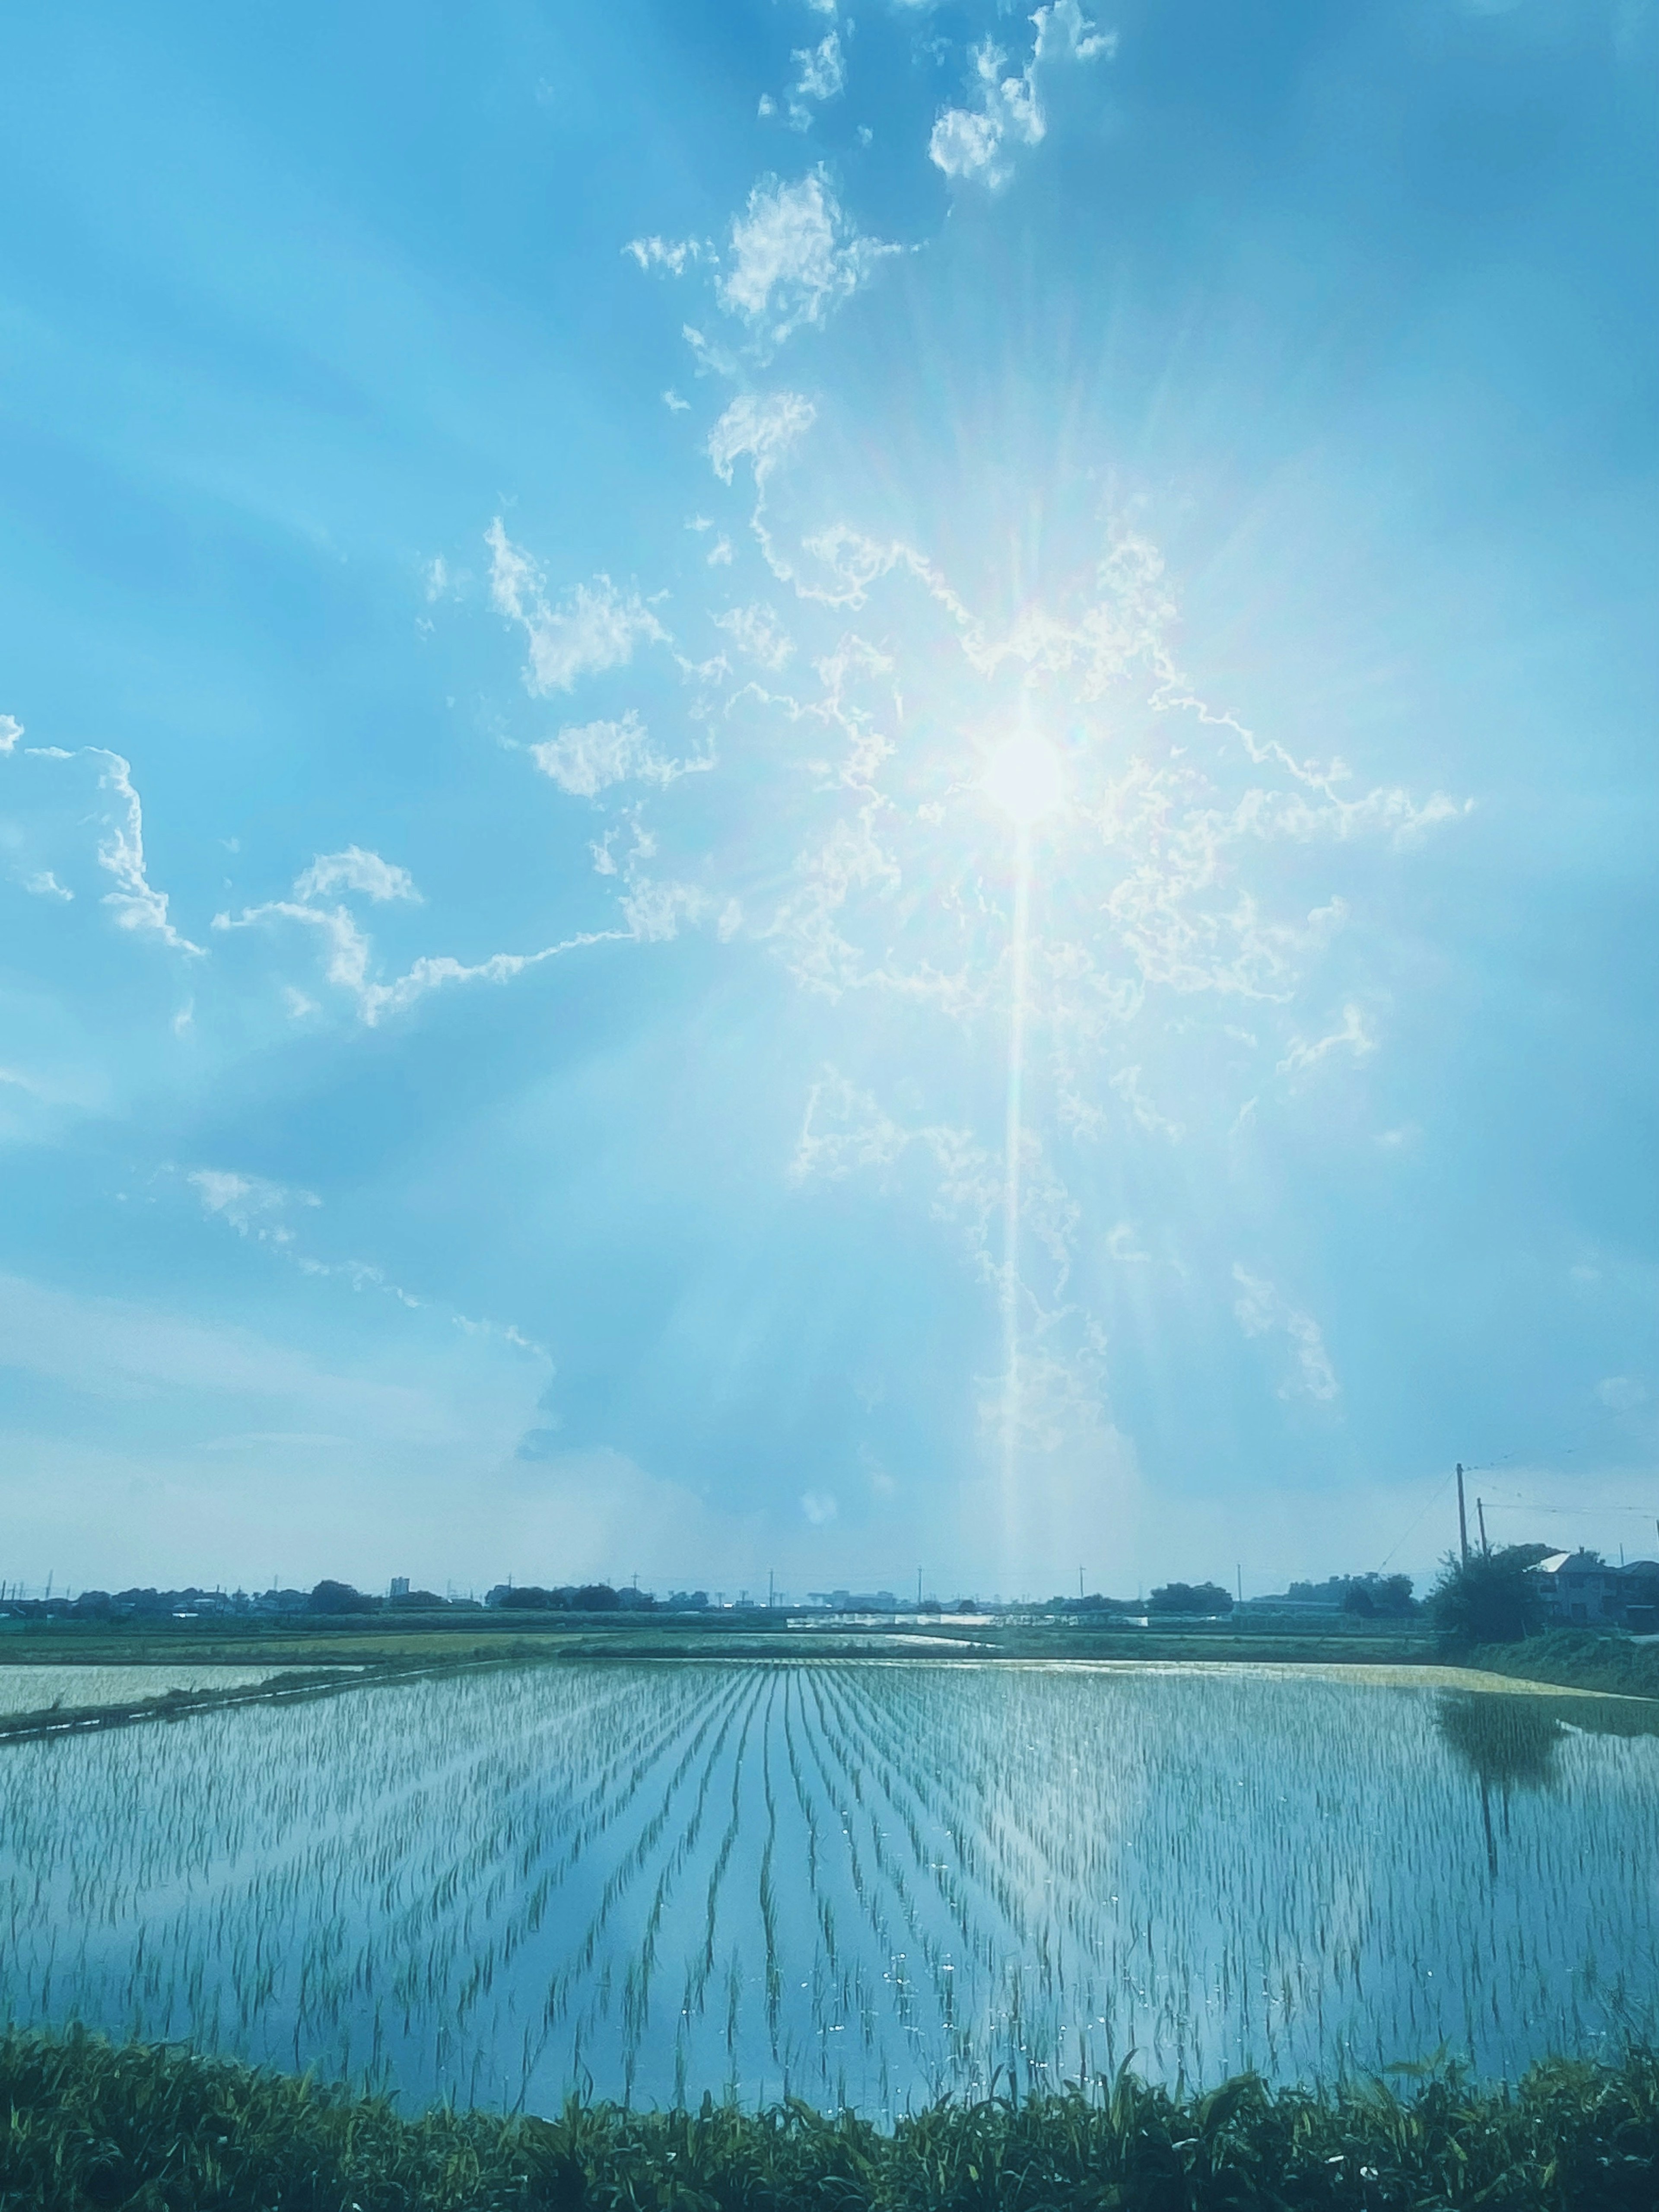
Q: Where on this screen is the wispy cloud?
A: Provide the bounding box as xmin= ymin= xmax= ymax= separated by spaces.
xmin=294 ymin=847 xmax=422 ymax=904
xmin=486 ymin=519 xmax=666 ymax=694
xmin=930 ymin=3 xmax=1116 ymax=190
xmin=707 ymin=391 xmax=817 ymax=485
xmin=189 ymin=1168 xmax=320 ymax=1242
xmin=1232 ymin=1265 xmax=1340 ymax=1403
xmin=1277 ymin=1002 xmax=1376 ymax=1076
xmin=713 ymin=602 xmax=795 ymax=670
xmin=716 ymin=172 xmax=898 ymax=346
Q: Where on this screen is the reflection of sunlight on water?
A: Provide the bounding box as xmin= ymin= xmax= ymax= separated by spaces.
xmin=984 ymin=721 xmax=1068 ymax=1567
xmin=4 ymin=1661 xmax=1658 ymax=2116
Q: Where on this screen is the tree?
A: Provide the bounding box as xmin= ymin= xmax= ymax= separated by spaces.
xmin=1427 ymin=1545 xmax=1550 ymax=1647
xmin=1148 ymin=1581 xmax=1233 ymax=1617
xmin=307 ymin=1579 xmax=378 ymax=1615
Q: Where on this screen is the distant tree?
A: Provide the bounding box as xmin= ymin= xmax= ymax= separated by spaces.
xmin=1375 ymin=1573 xmax=1416 ymax=1616
xmin=386 ymin=1589 xmax=445 ymax=1610
xmin=571 ymin=1583 xmax=620 ymax=1611
xmin=500 ymin=1587 xmax=556 ymax=1610
xmin=1148 ymin=1581 xmax=1233 ymax=1617
xmin=307 ymin=1579 xmax=378 ymax=1615
xmin=1342 ymin=1583 xmax=1376 ymax=1617
xmin=1427 ymin=1545 xmax=1551 ymax=1648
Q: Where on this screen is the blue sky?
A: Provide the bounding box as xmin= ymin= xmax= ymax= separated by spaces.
xmin=2 ymin=0 xmax=1654 ymax=1599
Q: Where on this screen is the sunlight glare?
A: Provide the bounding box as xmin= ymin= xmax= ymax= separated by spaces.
xmin=983 ymin=731 xmax=1065 ymax=827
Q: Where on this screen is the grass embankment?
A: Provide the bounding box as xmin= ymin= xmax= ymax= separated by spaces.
xmin=2 ymin=2031 xmax=1654 ymax=2212
xmin=1470 ymin=1631 xmax=1659 ymax=1702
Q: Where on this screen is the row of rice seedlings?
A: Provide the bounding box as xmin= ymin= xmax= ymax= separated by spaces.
xmin=4 ymin=1658 xmax=1658 ymax=2118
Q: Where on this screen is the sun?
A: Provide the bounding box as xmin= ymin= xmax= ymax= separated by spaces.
xmin=982 ymin=730 xmax=1065 ymax=827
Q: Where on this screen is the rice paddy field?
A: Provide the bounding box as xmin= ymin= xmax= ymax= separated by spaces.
xmin=0 ymin=1663 xmax=284 ymax=1717
xmin=3 ymin=1659 xmax=1656 ymax=2120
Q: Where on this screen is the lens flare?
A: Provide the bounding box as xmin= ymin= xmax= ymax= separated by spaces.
xmin=983 ymin=731 xmax=1065 ymax=826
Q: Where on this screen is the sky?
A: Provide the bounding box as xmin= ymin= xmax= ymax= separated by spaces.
xmin=1 ymin=0 xmax=1655 ymax=1601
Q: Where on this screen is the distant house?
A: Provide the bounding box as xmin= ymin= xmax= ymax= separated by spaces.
xmin=1533 ymin=1552 xmax=1659 ymax=1631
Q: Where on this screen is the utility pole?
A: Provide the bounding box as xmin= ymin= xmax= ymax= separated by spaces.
xmin=1456 ymin=1464 xmax=1470 ymax=1567
xmin=1477 ymin=1497 xmax=1489 ymax=1555
xmin=1236 ymin=1563 xmax=1243 ymax=1605
xmin=1079 ymin=1566 xmax=1084 ymax=1601
xmin=917 ymin=1566 xmax=923 ymax=1608
xmin=768 ymin=1569 xmax=775 ymax=1610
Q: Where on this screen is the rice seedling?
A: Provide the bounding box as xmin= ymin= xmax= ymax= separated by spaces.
xmin=1 ymin=1659 xmax=1655 ymax=2121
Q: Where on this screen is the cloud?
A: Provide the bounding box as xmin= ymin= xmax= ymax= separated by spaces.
xmin=189 ymin=1168 xmax=320 ymax=1242
xmin=94 ymin=751 xmax=203 ymax=954
xmin=529 ymin=711 xmax=713 ymax=797
xmin=486 ymin=519 xmax=666 ymax=695
xmin=215 ymin=894 xmax=627 ymax=1027
xmin=1110 ymin=1064 xmax=1185 ymax=1142
xmin=1232 ymin=1265 xmax=1340 ymax=1403
xmin=713 ymin=602 xmax=795 ymax=670
xmin=1596 ymin=1375 xmax=1648 ymax=1412
xmin=624 ymin=235 xmax=708 ymax=276
xmin=716 ymin=172 xmax=897 ymax=344
xmin=930 ymin=3 xmax=1116 ymax=190
xmin=1277 ymin=1002 xmax=1376 ymax=1076
xmin=800 ymin=1490 xmax=839 ymax=1525
xmin=294 ymin=847 xmax=422 ymax=904
xmin=24 ymin=870 xmax=72 ymax=901
xmin=708 ymin=391 xmax=817 ymax=485
xmin=0 ymin=713 xmax=20 ymax=755
xmin=788 ymin=32 xmax=846 ymax=125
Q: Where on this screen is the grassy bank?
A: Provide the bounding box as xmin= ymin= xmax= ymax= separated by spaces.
xmin=1 ymin=2029 xmax=1654 ymax=2211
xmin=1470 ymin=1630 xmax=1659 ymax=1701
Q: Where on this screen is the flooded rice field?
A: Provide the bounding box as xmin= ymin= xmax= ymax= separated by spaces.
xmin=3 ymin=1659 xmax=1656 ymax=2114
xmin=0 ymin=1664 xmax=283 ymax=1716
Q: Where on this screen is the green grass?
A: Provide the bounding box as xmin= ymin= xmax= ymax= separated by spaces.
xmin=1470 ymin=1631 xmax=1659 ymax=1702
xmin=1 ymin=2027 xmax=1654 ymax=2210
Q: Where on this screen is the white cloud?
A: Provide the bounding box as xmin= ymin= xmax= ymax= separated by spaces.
xmin=930 ymin=4 xmax=1115 ymax=189
xmin=662 ymin=388 xmax=690 ymax=412
xmin=189 ymin=1168 xmax=320 ymax=1242
xmin=1111 ymin=1064 xmax=1185 ymax=1142
xmin=24 ymin=870 xmax=72 ymax=901
xmin=486 ymin=519 xmax=666 ymax=695
xmin=624 ymin=235 xmax=708 ymax=276
xmin=1277 ymin=1002 xmax=1376 ymax=1076
xmin=1596 ymin=1375 xmax=1648 ymax=1411
xmin=1232 ymin=1265 xmax=1340 ymax=1403
xmin=294 ymin=847 xmax=421 ymax=904
xmin=800 ymin=1490 xmax=839 ymax=1525
xmin=95 ymin=751 xmax=203 ymax=954
xmin=717 ymin=172 xmax=897 ymax=344
xmin=530 ymin=711 xmax=676 ymax=797
xmin=713 ymin=602 xmax=795 ymax=669
xmin=790 ymin=32 xmax=846 ymax=118
xmin=0 ymin=713 xmax=20 ymax=755
xmin=708 ymin=391 xmax=817 ymax=485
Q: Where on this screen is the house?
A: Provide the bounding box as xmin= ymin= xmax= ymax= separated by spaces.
xmin=1533 ymin=1551 xmax=1658 ymax=1630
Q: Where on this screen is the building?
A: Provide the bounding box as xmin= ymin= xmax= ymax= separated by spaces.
xmin=1533 ymin=1552 xmax=1659 ymax=1631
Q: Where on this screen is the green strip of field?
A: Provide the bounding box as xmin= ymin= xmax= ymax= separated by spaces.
xmin=1 ymin=2026 xmax=1653 ymax=2210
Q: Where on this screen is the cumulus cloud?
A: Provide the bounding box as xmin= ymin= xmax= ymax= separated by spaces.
xmin=294 ymin=847 xmax=421 ymax=904
xmin=0 ymin=713 xmax=20 ymax=755
xmin=1232 ymin=1266 xmax=1340 ymax=1403
xmin=717 ymin=172 xmax=897 ymax=344
xmin=930 ymin=3 xmax=1115 ymax=189
xmin=708 ymin=391 xmax=817 ymax=485
xmin=486 ymin=519 xmax=666 ymax=695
